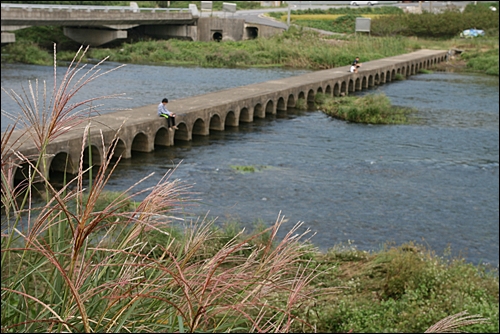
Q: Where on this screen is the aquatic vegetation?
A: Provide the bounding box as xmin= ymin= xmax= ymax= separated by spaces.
xmin=318 ymin=93 xmax=417 ymax=124
xmin=230 ymin=164 xmax=269 ymax=173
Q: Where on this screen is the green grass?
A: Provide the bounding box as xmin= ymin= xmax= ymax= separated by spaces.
xmin=461 ymin=48 xmax=499 ymax=76
xmin=318 ymin=93 xmax=417 ymax=125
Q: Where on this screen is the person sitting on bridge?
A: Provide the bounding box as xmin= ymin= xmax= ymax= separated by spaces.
xmin=352 ymin=57 xmax=362 ymax=71
xmin=158 ymin=98 xmax=178 ymax=130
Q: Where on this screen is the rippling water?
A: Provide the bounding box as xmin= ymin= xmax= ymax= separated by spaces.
xmin=2 ymin=63 xmax=498 ymax=266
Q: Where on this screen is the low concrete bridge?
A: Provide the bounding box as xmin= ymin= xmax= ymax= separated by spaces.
xmin=3 ymin=49 xmax=447 ymax=187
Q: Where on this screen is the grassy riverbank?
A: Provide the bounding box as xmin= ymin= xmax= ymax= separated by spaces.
xmin=1 ymin=3 xmax=498 ymax=75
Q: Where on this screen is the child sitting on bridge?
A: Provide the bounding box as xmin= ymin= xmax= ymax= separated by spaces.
xmin=350 ymin=57 xmax=362 ymax=73
xmin=158 ymin=98 xmax=178 ymax=130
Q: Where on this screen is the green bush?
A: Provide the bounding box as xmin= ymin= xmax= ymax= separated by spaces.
xmin=2 ymin=41 xmax=52 ymax=65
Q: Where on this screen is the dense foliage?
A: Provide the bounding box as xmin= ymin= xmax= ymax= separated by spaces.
xmin=300 ymin=242 xmax=499 ymax=333
xmin=371 ymin=9 xmax=499 ymax=38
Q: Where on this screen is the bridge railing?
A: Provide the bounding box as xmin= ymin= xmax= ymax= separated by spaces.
xmin=1 ymin=3 xmax=193 ymax=14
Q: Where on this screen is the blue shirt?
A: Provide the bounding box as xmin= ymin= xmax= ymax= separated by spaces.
xmin=158 ymin=102 xmax=172 ymax=116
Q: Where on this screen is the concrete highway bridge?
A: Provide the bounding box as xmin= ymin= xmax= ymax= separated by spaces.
xmin=1 ymin=3 xmax=282 ymax=45
xmin=2 ymin=49 xmax=448 ymax=187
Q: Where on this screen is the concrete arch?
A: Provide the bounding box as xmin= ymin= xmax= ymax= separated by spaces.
xmin=307 ymin=89 xmax=315 ymax=109
xmin=366 ymin=75 xmax=372 ymax=87
xmin=333 ymin=83 xmax=340 ymax=96
xmin=109 ymin=138 xmax=126 ymax=159
xmin=49 ymin=152 xmax=76 ymax=179
xmin=225 ymin=110 xmax=237 ymax=127
xmin=391 ymin=69 xmax=396 ymax=80
xmin=298 ymin=91 xmax=306 ymax=100
xmin=154 ymin=127 xmax=171 ymax=147
xmin=386 ymin=70 xmax=391 ymax=82
xmin=348 ymin=79 xmax=354 ymax=93
xmin=355 ymin=77 xmax=361 ymax=91
xmin=277 ymin=97 xmax=286 ymax=112
xmin=341 ymin=81 xmax=347 ymax=95
xmin=210 ymin=113 xmax=224 ymax=130
xmin=254 ymin=103 xmax=265 ymax=119
xmin=82 ymin=144 xmax=102 ymax=166
xmin=192 ymin=118 xmax=208 ymax=136
xmin=13 ymin=161 xmax=38 ymax=189
xmin=239 ymin=107 xmax=251 ymax=123
xmin=374 ymin=73 xmax=379 ymax=85
xmin=316 ymin=86 xmax=323 ymax=95
xmin=265 ymin=100 xmax=275 ymax=114
xmin=174 ymin=122 xmax=190 ymax=141
xmin=380 ymin=72 xmax=385 ymax=83
xmin=325 ymin=84 xmax=332 ymax=96
xmin=131 ymin=132 xmax=150 ymax=153
xmin=287 ymin=94 xmax=296 ymax=108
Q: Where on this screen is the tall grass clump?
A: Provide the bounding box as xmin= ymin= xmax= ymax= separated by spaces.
xmin=461 ymin=48 xmax=499 ymax=76
xmin=318 ymin=93 xmax=416 ymax=124
xmin=1 ymin=45 xmax=326 ymax=333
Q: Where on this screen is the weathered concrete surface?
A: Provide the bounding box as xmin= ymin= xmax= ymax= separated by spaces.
xmin=2 ymin=49 xmax=447 ymax=185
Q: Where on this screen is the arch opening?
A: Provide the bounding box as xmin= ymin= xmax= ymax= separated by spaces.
xmin=225 ymin=110 xmax=237 ymax=127
xmin=192 ymin=118 xmax=207 ymax=136
xmin=131 ymin=132 xmax=149 ymax=153
xmin=254 ymin=103 xmax=265 ymax=119
xmin=154 ymin=127 xmax=170 ymax=147
xmin=239 ymin=107 xmax=251 ymax=123
xmin=210 ymin=114 xmax=223 ymax=131
xmin=49 ymin=152 xmax=76 ymax=184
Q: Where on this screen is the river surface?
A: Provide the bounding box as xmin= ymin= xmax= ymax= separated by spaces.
xmin=1 ymin=62 xmax=498 ymax=267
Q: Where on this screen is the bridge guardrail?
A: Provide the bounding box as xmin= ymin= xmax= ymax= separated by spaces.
xmin=1 ymin=3 xmax=192 ymax=14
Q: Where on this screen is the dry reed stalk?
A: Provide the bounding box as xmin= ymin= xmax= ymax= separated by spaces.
xmin=425 ymin=310 xmax=490 ymax=333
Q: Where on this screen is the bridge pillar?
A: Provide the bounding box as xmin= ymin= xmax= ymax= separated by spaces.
xmin=63 ymin=27 xmax=127 ymax=46
xmin=1 ymin=32 xmax=15 ymax=44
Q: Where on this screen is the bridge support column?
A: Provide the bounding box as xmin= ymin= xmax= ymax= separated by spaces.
xmin=63 ymin=27 xmax=127 ymax=46
xmin=1 ymin=32 xmax=15 ymax=44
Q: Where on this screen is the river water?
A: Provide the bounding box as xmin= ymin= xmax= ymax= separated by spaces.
xmin=1 ymin=62 xmax=498 ymax=267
